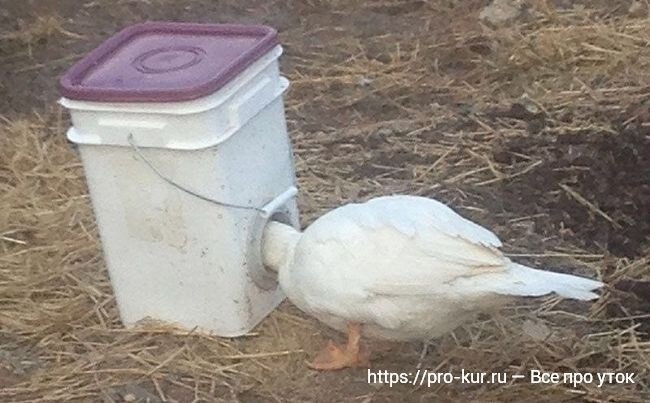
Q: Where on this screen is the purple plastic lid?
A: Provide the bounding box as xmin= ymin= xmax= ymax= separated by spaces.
xmin=59 ymin=22 xmax=279 ymax=102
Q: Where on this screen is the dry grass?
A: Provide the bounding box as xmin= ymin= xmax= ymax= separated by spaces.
xmin=1 ymin=1 xmax=649 ymax=402
xmin=0 ymin=16 xmax=82 ymax=58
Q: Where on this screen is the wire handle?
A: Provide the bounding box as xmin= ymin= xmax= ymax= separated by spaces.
xmin=128 ymin=133 xmax=265 ymax=212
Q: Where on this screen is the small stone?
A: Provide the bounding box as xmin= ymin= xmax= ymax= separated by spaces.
xmin=480 ymin=0 xmax=525 ymax=26
xmin=628 ymin=1 xmax=648 ymax=18
xmin=508 ymin=94 xmax=543 ymax=120
xmin=122 ymin=394 xmax=137 ymax=402
xmin=358 ymin=76 xmax=373 ymax=86
xmin=522 ymin=319 xmax=551 ymax=341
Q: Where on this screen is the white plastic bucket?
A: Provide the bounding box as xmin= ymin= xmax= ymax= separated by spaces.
xmin=59 ymin=23 xmax=299 ymax=336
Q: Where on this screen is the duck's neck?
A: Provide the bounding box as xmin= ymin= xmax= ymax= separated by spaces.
xmin=262 ymin=220 xmax=302 ymax=272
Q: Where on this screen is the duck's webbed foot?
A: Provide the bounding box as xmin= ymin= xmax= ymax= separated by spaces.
xmin=309 ymin=323 xmax=369 ymax=371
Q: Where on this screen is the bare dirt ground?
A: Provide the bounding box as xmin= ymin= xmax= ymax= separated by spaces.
xmin=1 ymin=0 xmax=649 ymax=402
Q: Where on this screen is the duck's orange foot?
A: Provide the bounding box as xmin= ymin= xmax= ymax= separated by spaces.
xmin=308 ymin=323 xmax=369 ymax=371
xmin=308 ymin=340 xmax=369 ymax=370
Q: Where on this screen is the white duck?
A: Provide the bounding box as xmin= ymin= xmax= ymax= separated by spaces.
xmin=262 ymin=195 xmax=602 ymax=370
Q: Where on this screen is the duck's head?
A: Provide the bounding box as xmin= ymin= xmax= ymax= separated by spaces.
xmin=261 ymin=220 xmax=302 ymax=274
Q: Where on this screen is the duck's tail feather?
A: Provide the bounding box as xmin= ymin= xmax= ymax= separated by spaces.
xmin=487 ymin=263 xmax=603 ymax=300
xmin=457 ymin=262 xmax=603 ymax=300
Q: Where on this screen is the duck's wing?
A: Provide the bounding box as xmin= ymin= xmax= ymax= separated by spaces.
xmin=304 ymin=195 xmax=510 ymax=297
xmin=364 ymin=195 xmax=502 ymax=248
